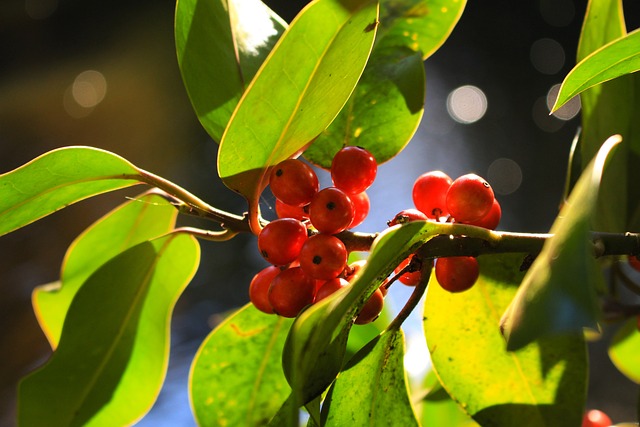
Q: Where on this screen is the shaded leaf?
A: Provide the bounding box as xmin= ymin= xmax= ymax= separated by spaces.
xmin=0 ymin=146 xmax=142 ymax=237
xmin=33 ymin=192 xmax=178 ymax=349
xmin=425 ymin=254 xmax=587 ymax=427
xmin=418 ymin=370 xmax=479 ymax=426
xmin=217 ymin=0 xmax=378 ymax=225
xmin=18 ymin=233 xmax=200 ymax=427
xmin=609 ymin=317 xmax=640 ymax=384
xmin=321 ymin=328 xmax=419 ymax=426
xmin=190 ymin=304 xmax=293 ymax=427
xmin=500 ymin=136 xmax=621 ymax=351
xmin=175 ymin=0 xmax=286 ymax=142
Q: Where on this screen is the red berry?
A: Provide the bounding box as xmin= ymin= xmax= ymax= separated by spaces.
xmin=315 ymin=277 xmax=349 ymax=302
xmin=355 ymin=288 xmax=384 ymax=325
xmin=275 ymin=199 xmax=309 ymax=221
xmin=394 ymin=255 xmax=422 ymax=286
xmin=269 ymin=159 xmax=319 ymax=206
xmin=446 ymin=174 xmax=494 ymax=222
xmin=412 ymin=171 xmax=453 ymax=219
xmin=435 ymin=257 xmax=479 ymax=292
xmin=299 ymin=234 xmax=348 ymax=280
xmin=258 ymin=218 xmax=308 ymax=266
xmin=331 ymin=146 xmax=377 ymax=194
xmin=629 ymin=255 xmax=640 ymax=272
xmin=268 ymin=267 xmax=316 ymax=318
xmin=581 ymin=409 xmax=612 ymax=427
xmin=388 ymin=208 xmax=428 ymax=226
xmin=463 ymin=198 xmax=501 ymax=230
xmin=249 ymin=266 xmax=280 ymax=314
xmin=349 ymin=191 xmax=370 ymax=228
xmin=309 ymin=187 xmax=355 ymax=235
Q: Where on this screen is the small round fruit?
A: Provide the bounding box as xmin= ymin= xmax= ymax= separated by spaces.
xmin=258 ymin=218 xmax=308 ymax=266
xmin=464 ymin=198 xmax=501 ymax=230
xmin=315 ymin=277 xmax=349 ymax=302
xmin=446 ymin=174 xmax=494 ymax=222
xmin=309 ymin=187 xmax=355 ymax=235
xmin=275 ymin=199 xmax=309 ymax=221
xmin=581 ymin=409 xmax=612 ymax=427
xmin=355 ymin=288 xmax=384 ymax=325
xmin=629 ymin=255 xmax=640 ymax=272
xmin=349 ymin=191 xmax=370 ymax=228
xmin=412 ymin=171 xmax=453 ymax=219
xmin=435 ymin=256 xmax=479 ymax=292
xmin=269 ymin=159 xmax=319 ymax=206
xmin=268 ymin=267 xmax=316 ymax=318
xmin=394 ymin=255 xmax=422 ymax=286
xmin=299 ymin=234 xmax=348 ymax=280
xmin=249 ymin=266 xmax=280 ymax=314
xmin=331 ymin=146 xmax=377 ymax=194
xmin=388 ymin=208 xmax=428 ymax=226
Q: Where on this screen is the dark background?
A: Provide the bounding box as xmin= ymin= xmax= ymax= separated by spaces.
xmin=1 ymin=0 xmax=639 ymax=425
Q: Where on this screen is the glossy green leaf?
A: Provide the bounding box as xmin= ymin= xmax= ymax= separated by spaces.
xmin=217 ymin=0 xmax=378 ymax=221
xmin=376 ymin=0 xmax=466 ymax=60
xmin=33 ymin=192 xmax=178 ymax=349
xmin=175 ymin=0 xmax=286 ymax=142
xmin=500 ymin=136 xmax=621 ymax=351
xmin=609 ymin=317 xmax=640 ymax=384
xmin=0 ymin=146 xmax=143 ymax=237
xmin=321 ymin=328 xmax=419 ymax=426
xmin=283 ymin=220 xmax=440 ymax=405
xmin=425 ymin=254 xmax=588 ymax=427
xmin=552 ymin=29 xmax=640 ymax=112
xmin=303 ymin=46 xmax=424 ymax=168
xmin=190 ymin=304 xmax=294 ymax=426
xmin=18 ymin=233 xmax=200 ymax=427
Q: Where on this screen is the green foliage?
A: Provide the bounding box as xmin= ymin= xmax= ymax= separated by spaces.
xmin=609 ymin=317 xmax=640 ymax=384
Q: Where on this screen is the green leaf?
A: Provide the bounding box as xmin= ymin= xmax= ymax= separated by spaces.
xmin=175 ymin=0 xmax=286 ymax=142
xmin=0 ymin=146 xmax=143 ymax=237
xmin=500 ymin=135 xmax=621 ymax=351
xmin=190 ymin=304 xmax=294 ymax=426
xmin=552 ymin=29 xmax=640 ymax=112
xmin=609 ymin=317 xmax=640 ymax=384
xmin=321 ymin=328 xmax=419 ymax=426
xmin=425 ymin=254 xmax=587 ymax=427
xmin=33 ymin=192 xmax=178 ymax=349
xmin=376 ymin=0 xmax=467 ymax=60
xmin=18 ymin=232 xmax=200 ymax=427
xmin=283 ymin=220 xmax=439 ymax=405
xmin=217 ymin=0 xmax=378 ymax=222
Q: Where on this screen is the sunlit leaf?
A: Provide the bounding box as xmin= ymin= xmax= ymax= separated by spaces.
xmin=217 ymin=0 xmax=378 ymax=225
xmin=552 ymin=29 xmax=640 ymax=112
xmin=500 ymin=135 xmax=621 ymax=351
xmin=175 ymin=0 xmax=286 ymax=142
xmin=321 ymin=328 xmax=419 ymax=426
xmin=33 ymin=192 xmax=178 ymax=349
xmin=609 ymin=317 xmax=640 ymax=384
xmin=425 ymin=254 xmax=587 ymax=427
xmin=18 ymin=233 xmax=200 ymax=427
xmin=190 ymin=304 xmax=293 ymax=426
xmin=0 ymin=146 xmax=143 ymax=237
xmin=418 ymin=370 xmax=479 ymax=426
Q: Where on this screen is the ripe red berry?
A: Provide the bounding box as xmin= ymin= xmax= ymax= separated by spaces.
xmin=275 ymin=199 xmax=309 ymax=221
xmin=257 ymin=218 xmax=308 ymax=266
xmin=446 ymin=174 xmax=494 ymax=222
xmin=269 ymin=159 xmax=319 ymax=206
xmin=355 ymin=288 xmax=384 ymax=325
xmin=309 ymin=187 xmax=355 ymax=235
xmin=412 ymin=171 xmax=453 ymax=219
xmin=388 ymin=208 xmax=428 ymax=226
xmin=299 ymin=234 xmax=348 ymax=280
xmin=393 ymin=255 xmax=422 ymax=286
xmin=463 ymin=198 xmax=501 ymax=230
xmin=315 ymin=277 xmax=349 ymax=302
xmin=249 ymin=266 xmax=280 ymax=314
xmin=331 ymin=146 xmax=377 ymax=194
xmin=349 ymin=191 xmax=370 ymax=228
xmin=435 ymin=256 xmax=479 ymax=292
xmin=268 ymin=267 xmax=316 ymax=318
xmin=581 ymin=409 xmax=612 ymax=427
xmin=629 ymin=255 xmax=640 ymax=272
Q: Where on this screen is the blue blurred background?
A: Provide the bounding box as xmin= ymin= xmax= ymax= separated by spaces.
xmin=1 ymin=0 xmax=639 ymax=425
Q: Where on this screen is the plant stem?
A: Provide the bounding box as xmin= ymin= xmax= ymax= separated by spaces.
xmin=388 ymin=258 xmax=433 ymax=331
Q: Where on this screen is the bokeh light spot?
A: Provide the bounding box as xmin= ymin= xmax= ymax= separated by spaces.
xmin=487 ymin=158 xmax=523 ymax=195
xmin=539 ymin=0 xmax=575 ymax=27
xmin=530 ymin=38 xmax=565 ymax=75
xmin=446 ymin=85 xmax=487 ymax=124
xmin=546 ymin=83 xmax=581 ymax=121
xmin=63 ymin=70 xmax=107 ymax=118
xmin=25 ymin=0 xmax=58 ymax=20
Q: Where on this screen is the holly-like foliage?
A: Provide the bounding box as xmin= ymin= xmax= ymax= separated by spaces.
xmin=2 ymin=0 xmax=640 ymax=426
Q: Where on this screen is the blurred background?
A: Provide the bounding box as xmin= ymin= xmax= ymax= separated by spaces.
xmin=1 ymin=0 xmax=639 ymax=425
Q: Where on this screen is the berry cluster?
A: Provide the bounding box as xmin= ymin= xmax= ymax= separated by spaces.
xmin=389 ymin=171 xmax=501 ymax=293
xmin=250 ymin=146 xmax=383 ymax=323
